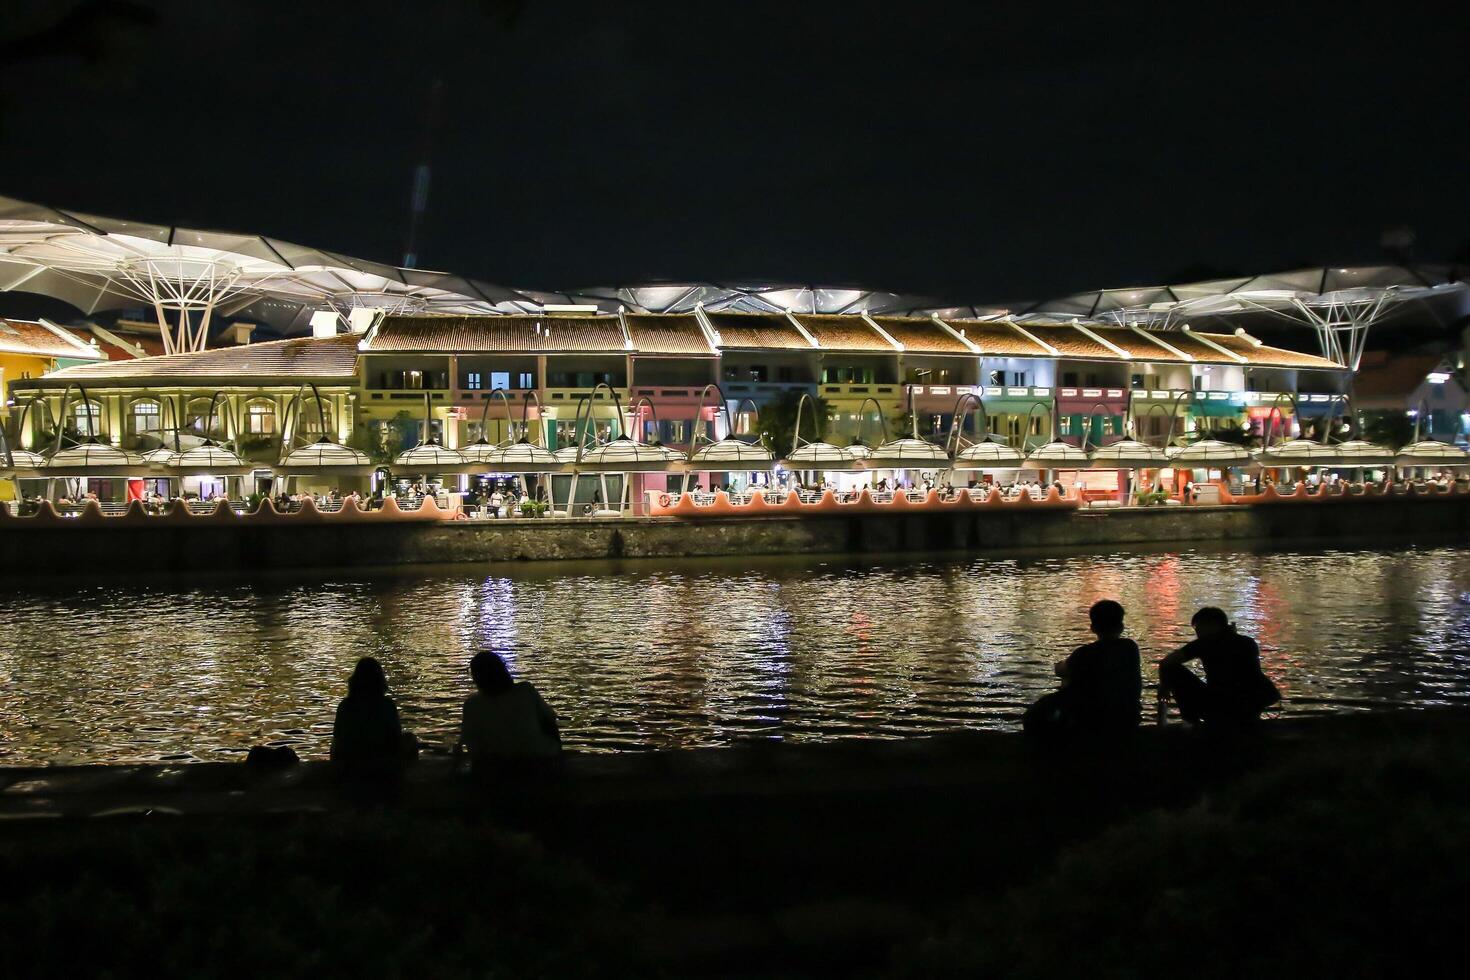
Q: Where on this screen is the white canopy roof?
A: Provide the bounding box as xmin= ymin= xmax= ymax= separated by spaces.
xmin=952 ymin=441 xmax=1026 ymax=470
xmin=1255 ymin=439 xmax=1346 ymax=468
xmin=44 ymin=440 xmax=144 ymax=476
xmin=690 ymin=439 xmax=775 ymax=466
xmin=1022 ymin=442 xmax=1090 ymax=469
xmin=1170 ymin=440 xmax=1255 ymax=465
xmin=867 ymin=438 xmax=951 ymax=465
xmin=394 ymin=440 xmax=467 ymax=471
xmin=0 ymin=448 xmax=46 ymax=476
xmin=139 ymin=446 xmax=180 ymax=467
xmin=279 ymin=437 xmax=373 ymax=472
xmin=571 ymin=436 xmax=688 ymax=472
xmin=1331 ymin=440 xmax=1397 ymax=466
xmin=1087 ymin=439 xmax=1168 ymax=469
xmin=465 ymin=440 xmax=562 ymax=473
xmin=782 ymin=442 xmax=863 ymax=471
xmin=1395 ymin=440 xmax=1470 ymax=467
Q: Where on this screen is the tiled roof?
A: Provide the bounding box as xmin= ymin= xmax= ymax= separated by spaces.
xmin=706 ymin=312 xmax=814 ymax=350
xmin=24 ymin=334 xmax=360 ymax=386
xmin=1197 ymin=332 xmax=1344 ymax=370
xmin=1088 ymin=326 xmax=1189 ymax=362
xmin=367 ymin=314 xmax=627 ymax=353
xmin=0 ymin=318 xmax=103 ymax=361
xmin=793 ymin=314 xmax=893 ymax=352
xmin=869 ymin=316 xmax=971 ymax=354
xmin=624 ymin=313 xmax=714 ymax=356
xmin=940 ymin=320 xmax=1051 ymax=357
xmin=1023 ymin=324 xmax=1117 ymax=359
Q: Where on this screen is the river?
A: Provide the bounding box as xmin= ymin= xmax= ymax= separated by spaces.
xmin=2 ymin=543 xmax=1469 ymax=765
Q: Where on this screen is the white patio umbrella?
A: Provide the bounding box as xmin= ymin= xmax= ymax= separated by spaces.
xmin=1254 ymin=439 xmax=1346 ymax=468
xmin=1087 ymin=439 xmax=1168 ymax=469
xmin=139 ymin=446 xmax=181 ymax=467
xmin=782 ymin=441 xmax=864 ymax=473
xmin=1170 ymin=440 xmax=1255 ymax=466
xmin=1331 ymin=440 xmax=1396 ymax=467
xmin=952 ymin=441 xmax=1026 ymax=470
xmin=868 ymin=437 xmax=952 ymax=466
xmin=1395 ymin=440 xmax=1470 ymax=467
xmin=1022 ymin=441 xmax=1090 ymax=470
xmin=393 ymin=439 xmax=467 ymax=473
xmin=690 ymin=439 xmax=776 ymax=467
xmin=43 ymin=440 xmax=145 ymax=477
xmin=0 ymin=448 xmax=47 ymax=478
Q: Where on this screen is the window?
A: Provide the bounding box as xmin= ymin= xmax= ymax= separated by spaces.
xmin=777 ymin=366 xmax=797 ymax=383
xmin=1062 ymin=372 xmax=1078 ymax=387
xmin=72 ymin=400 xmax=102 ymax=437
xmin=465 ymin=372 xmax=482 ymax=390
xmin=185 ymin=400 xmax=216 ymax=436
xmin=302 ymin=401 xmax=333 ymax=435
xmin=131 ymin=400 xmax=161 ymax=435
xmin=1084 ymin=373 xmax=1100 ymax=387
xmin=1059 ymin=416 xmax=1072 ymax=435
xmin=490 ymin=372 xmax=510 ymax=391
xmin=748 ymin=365 xmax=768 ymax=382
xmin=517 ymin=372 xmax=534 ymax=389
xmin=988 ymin=370 xmax=1003 ymax=386
xmin=246 ymin=401 xmax=276 ymax=435
xmin=1010 ymin=371 xmax=1029 ymax=387
xmin=1131 ymin=374 xmax=1144 ymax=389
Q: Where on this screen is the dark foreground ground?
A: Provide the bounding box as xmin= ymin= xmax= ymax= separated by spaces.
xmin=4 ymin=710 xmax=1469 ymax=978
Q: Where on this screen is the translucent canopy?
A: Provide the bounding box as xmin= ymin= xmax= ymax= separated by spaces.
xmin=279 ymin=437 xmax=372 ymax=472
xmin=845 ymin=441 xmax=874 ymax=461
xmin=571 ymin=436 xmax=688 ymax=472
xmin=175 ymin=441 xmax=252 ymax=475
xmin=690 ymin=439 xmax=776 ymax=466
xmin=1170 ymin=440 xmax=1255 ymax=466
xmin=44 ymin=440 xmax=145 ymax=475
xmin=1330 ymin=440 xmax=1396 ymax=466
xmin=782 ymin=442 xmax=863 ymax=471
xmin=458 ymin=438 xmax=504 ymax=465
xmin=0 ymin=448 xmax=47 ymax=475
xmin=0 ymin=194 xmax=561 ymax=333
xmin=1022 ymin=442 xmax=1090 ymax=469
xmin=553 ymin=445 xmax=585 ymax=464
xmin=952 ymin=441 xmax=1026 ymax=470
xmin=1395 ymin=440 xmax=1470 ymax=467
xmin=139 ymin=446 xmax=180 ymax=466
xmin=1255 ymin=439 xmax=1347 ymax=468
xmin=868 ymin=438 xmax=950 ymax=465
xmin=465 ymin=440 xmax=562 ymax=473
xmin=1087 ymin=440 xmax=1168 ymax=469
xmin=394 ymin=440 xmax=468 ymax=471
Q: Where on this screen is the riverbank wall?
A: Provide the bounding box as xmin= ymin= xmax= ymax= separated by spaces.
xmin=3 ymin=497 xmax=1468 ymax=572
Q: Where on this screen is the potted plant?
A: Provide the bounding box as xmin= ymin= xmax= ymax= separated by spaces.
xmin=520 ymin=500 xmax=536 ymax=518
xmin=534 ymin=500 xmax=549 ymax=518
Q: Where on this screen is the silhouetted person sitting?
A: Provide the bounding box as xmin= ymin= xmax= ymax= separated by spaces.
xmin=455 ymin=650 xmax=562 ymax=774
xmin=1024 ymin=599 xmax=1142 ymax=737
xmin=1158 ymin=607 xmax=1281 ymax=726
xmin=331 ymin=657 xmax=415 ymax=774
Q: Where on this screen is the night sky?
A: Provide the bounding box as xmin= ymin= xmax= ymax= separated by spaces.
xmin=2 ymin=1 xmax=1467 ymax=308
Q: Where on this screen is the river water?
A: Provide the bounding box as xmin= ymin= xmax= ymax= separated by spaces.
xmin=2 ymin=544 xmax=1469 ymax=766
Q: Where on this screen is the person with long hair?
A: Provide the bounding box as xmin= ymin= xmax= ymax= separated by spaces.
xmin=454 ymin=650 xmax=561 ymax=772
xmin=330 ymin=656 xmax=407 ymax=771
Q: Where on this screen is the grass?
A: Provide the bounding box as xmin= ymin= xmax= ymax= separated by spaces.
xmin=901 ymin=735 xmax=1470 ymax=978
xmin=0 ymin=812 xmax=651 ymax=979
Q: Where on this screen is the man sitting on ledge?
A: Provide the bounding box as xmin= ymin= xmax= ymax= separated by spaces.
xmin=1024 ymin=599 xmax=1142 ymax=737
xmin=1158 ymin=607 xmax=1280 ymax=726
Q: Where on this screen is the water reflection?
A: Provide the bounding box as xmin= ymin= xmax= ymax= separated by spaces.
xmin=3 ymin=545 xmax=1470 ymax=765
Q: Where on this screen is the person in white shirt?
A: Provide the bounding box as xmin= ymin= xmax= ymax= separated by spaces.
xmin=454 ymin=651 xmax=561 ymax=773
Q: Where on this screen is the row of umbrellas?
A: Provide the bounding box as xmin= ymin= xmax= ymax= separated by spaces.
xmin=1 ymin=436 xmax=376 ymax=478
xmin=8 ymin=433 xmax=1464 ymax=480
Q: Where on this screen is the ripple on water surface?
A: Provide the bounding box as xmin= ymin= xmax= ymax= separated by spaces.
xmin=2 ymin=545 xmax=1470 ymax=765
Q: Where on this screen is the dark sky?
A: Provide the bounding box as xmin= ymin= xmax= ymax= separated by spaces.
xmin=2 ymin=0 xmax=1467 ymax=308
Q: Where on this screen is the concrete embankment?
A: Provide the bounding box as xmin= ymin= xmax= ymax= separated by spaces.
xmin=3 ymin=498 xmax=1469 ymax=572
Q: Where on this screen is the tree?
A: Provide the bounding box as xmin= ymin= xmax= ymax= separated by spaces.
xmin=1362 ymin=411 xmax=1416 ymax=448
xmin=754 ymin=391 xmax=830 ymax=454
